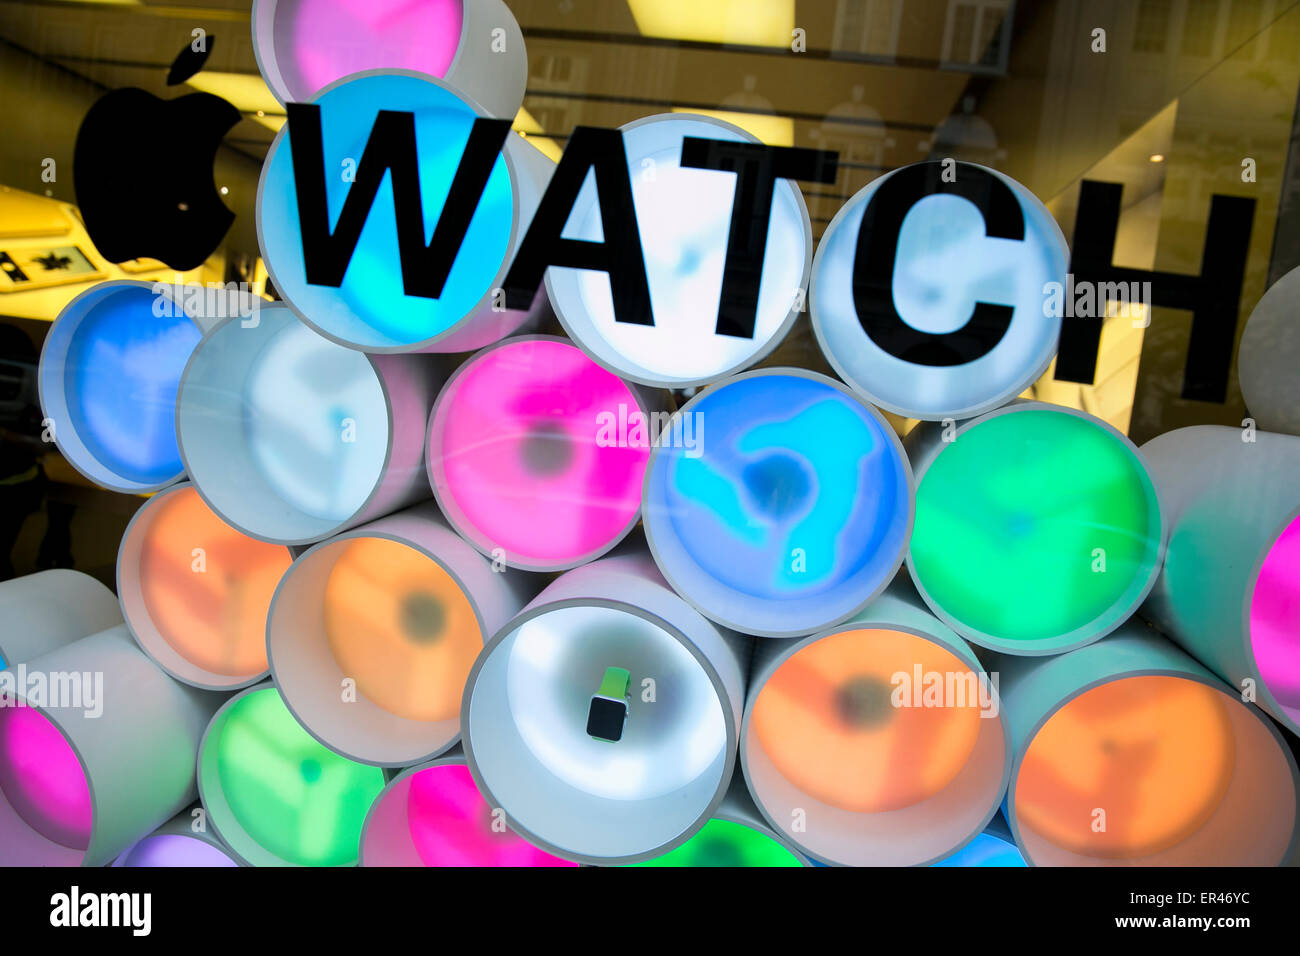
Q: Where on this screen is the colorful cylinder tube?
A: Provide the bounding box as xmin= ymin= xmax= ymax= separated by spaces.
xmin=642 ymin=368 xmax=912 ymax=637
xmin=117 ymin=482 xmax=293 ymax=690
xmin=461 ymin=551 xmax=750 ymax=865
xmin=1139 ymin=424 xmax=1300 ymax=736
xmin=809 ymin=160 xmax=1068 ymax=421
xmin=252 ymin=0 xmax=528 ymax=120
xmin=1237 ymin=263 xmax=1300 ymax=436
xmin=906 ymin=401 xmax=1164 ymax=655
xmin=932 ymin=827 xmax=1026 ymax=867
xmin=197 ymin=683 xmax=387 ymax=866
xmin=360 ymin=751 xmax=576 ymax=866
xmin=741 ymin=582 xmax=1009 ymax=866
xmin=113 ymin=806 xmax=240 ymax=867
xmin=0 ymin=569 xmax=121 ymax=670
xmin=175 ymin=305 xmax=439 ymax=546
xmin=268 ymin=502 xmax=535 ymax=766
xmin=38 ymin=280 xmax=203 ymax=492
xmin=427 ymin=335 xmax=660 ymax=571
xmin=544 ymin=113 xmax=813 ymax=388
xmin=0 ymin=626 xmax=225 ymax=866
xmin=634 ymin=772 xmax=808 ymax=867
xmin=257 ymin=71 xmax=554 ymax=353
xmin=995 ymin=623 xmax=1299 ymax=865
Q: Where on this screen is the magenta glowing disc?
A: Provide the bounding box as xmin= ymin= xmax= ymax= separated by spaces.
xmin=427 ymin=337 xmax=653 ymax=571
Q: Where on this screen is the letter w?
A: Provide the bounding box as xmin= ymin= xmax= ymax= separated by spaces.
xmin=287 ymin=104 xmax=512 ymax=298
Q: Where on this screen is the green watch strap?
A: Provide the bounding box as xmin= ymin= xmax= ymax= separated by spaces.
xmin=597 ymin=666 xmax=631 ymax=699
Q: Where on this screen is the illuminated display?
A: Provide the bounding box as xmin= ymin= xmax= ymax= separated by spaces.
xmin=811 ymin=160 xmax=1068 ymax=420
xmin=114 ymin=834 xmax=239 ymax=868
xmin=909 ymin=405 xmax=1162 ymax=653
xmin=643 ymin=370 xmax=912 ymax=637
xmin=932 ymin=832 xmax=1026 ymax=867
xmin=634 ymin=819 xmax=803 ymax=867
xmin=198 ymin=687 xmax=386 ymax=867
xmin=321 ymin=536 xmax=481 ymax=724
xmin=1250 ymin=512 xmax=1300 ymax=727
xmin=38 ymin=282 xmax=201 ymax=491
xmin=752 ymin=628 xmax=983 ymax=813
xmin=543 ymin=114 xmax=813 ymax=387
xmin=259 ymin=72 xmax=519 ymax=351
xmin=257 ymin=0 xmax=464 ymax=103
xmin=122 ymin=483 xmax=293 ymax=688
xmin=362 ymin=761 xmax=576 ymax=867
xmin=427 ymin=336 xmax=651 ymax=570
xmin=175 ymin=306 xmax=416 ymax=545
xmin=1016 ymin=676 xmax=1233 ymax=859
xmin=0 ymin=706 xmax=92 ymax=853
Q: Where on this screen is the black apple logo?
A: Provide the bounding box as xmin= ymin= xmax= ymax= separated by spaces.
xmin=74 ymin=38 xmax=241 ymax=271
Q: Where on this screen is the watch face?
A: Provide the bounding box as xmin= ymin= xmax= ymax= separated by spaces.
xmin=586 ymin=696 xmax=628 ymax=742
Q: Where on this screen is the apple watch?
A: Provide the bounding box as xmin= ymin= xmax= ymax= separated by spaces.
xmin=587 ymin=666 xmax=632 ymax=742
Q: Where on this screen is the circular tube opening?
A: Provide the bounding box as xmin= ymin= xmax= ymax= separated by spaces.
xmin=809 ymin=161 xmax=1068 ymax=421
xmin=428 ymin=337 xmax=652 ymax=570
xmin=932 ymin=831 xmax=1026 ymax=867
xmin=197 ymin=686 xmax=386 ymax=867
xmin=361 ymin=759 xmax=577 ymax=866
xmin=464 ymin=602 xmax=733 ymax=864
xmin=253 ymin=0 xmax=465 ymax=104
xmin=118 ymin=483 xmax=292 ymax=689
xmin=743 ymin=626 xmax=1007 ymax=866
xmin=0 ymin=704 xmax=93 ymax=865
xmin=269 ymin=535 xmax=486 ymax=765
xmin=38 ymin=281 xmax=201 ymax=492
xmin=257 ymin=71 xmax=525 ymax=352
xmin=546 ymin=114 xmax=811 ymax=388
xmin=909 ymin=405 xmax=1162 ymax=654
xmin=643 ymin=369 xmax=912 ymax=637
xmin=1249 ymin=510 xmax=1300 ymax=728
xmin=176 ymin=308 xmax=396 ymax=545
xmin=1011 ymin=674 xmax=1298 ymax=865
xmin=632 ymin=818 xmax=805 ymax=867
xmin=114 ymin=834 xmax=239 ymax=867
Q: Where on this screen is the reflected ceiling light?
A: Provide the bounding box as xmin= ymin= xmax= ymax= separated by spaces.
xmin=626 ymin=0 xmax=794 ymax=47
